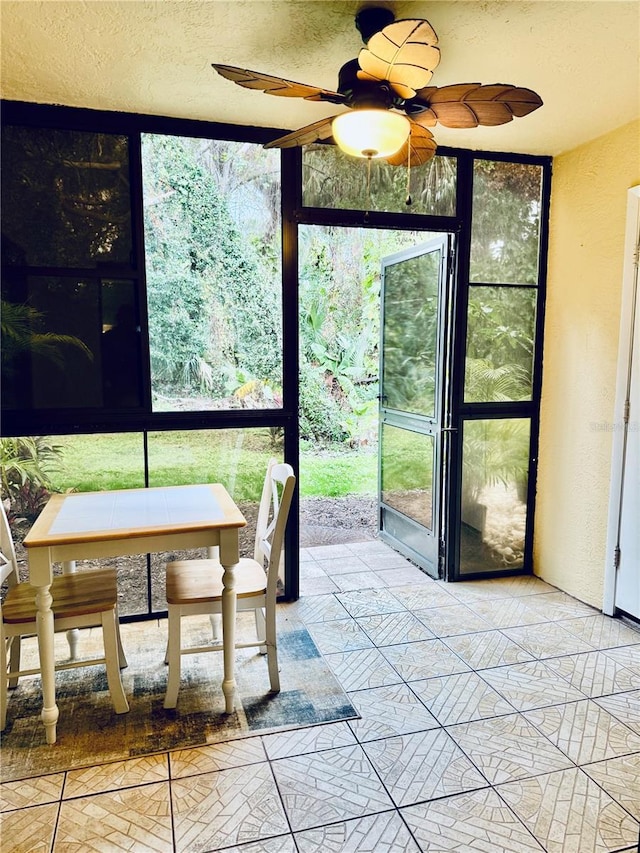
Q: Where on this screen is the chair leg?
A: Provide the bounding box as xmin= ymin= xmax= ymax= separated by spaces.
xmin=1 ymin=635 xmax=9 ymax=730
xmin=163 ymin=606 xmax=182 ymax=709
xmin=8 ymin=635 xmax=21 ymax=689
xmin=115 ymin=608 xmax=128 ymax=669
xmin=254 ymin=607 xmax=267 ymax=655
xmin=209 ymin=613 xmax=222 ymax=644
xmin=101 ymin=610 xmax=130 ymax=714
xmin=265 ymin=606 xmax=280 ymax=693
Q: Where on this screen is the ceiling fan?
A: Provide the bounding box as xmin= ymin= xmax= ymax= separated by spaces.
xmin=212 ymin=6 xmax=543 ymax=168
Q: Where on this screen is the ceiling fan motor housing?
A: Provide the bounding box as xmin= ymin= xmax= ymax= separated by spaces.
xmin=355 ymin=6 xmax=396 ymax=43
xmin=337 ymin=58 xmax=396 ymax=110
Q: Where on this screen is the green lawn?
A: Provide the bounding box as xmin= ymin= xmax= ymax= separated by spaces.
xmin=48 ymin=432 xmax=377 ymax=501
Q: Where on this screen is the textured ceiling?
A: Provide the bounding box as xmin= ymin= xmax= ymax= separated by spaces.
xmin=1 ymin=1 xmax=639 ymax=157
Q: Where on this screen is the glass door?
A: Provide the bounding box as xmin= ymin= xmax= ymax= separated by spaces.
xmin=379 ymin=236 xmax=452 ymax=577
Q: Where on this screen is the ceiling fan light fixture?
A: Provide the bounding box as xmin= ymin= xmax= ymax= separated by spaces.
xmin=332 ymin=109 xmax=410 ymax=159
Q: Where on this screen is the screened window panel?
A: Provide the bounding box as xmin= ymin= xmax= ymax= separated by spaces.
xmin=303 ymin=145 xmax=457 ymax=216
xmin=1 ymin=276 xmax=143 ymax=410
xmin=460 ymin=418 xmax=530 ymax=574
xmin=464 ymin=286 xmax=537 ymax=402
xmin=470 ymin=160 xmax=543 ymax=285
xmin=381 ymin=423 xmax=434 ymax=531
xmin=146 ymin=427 xmax=285 ymax=608
xmin=1 ymin=127 xmax=132 ymax=269
xmin=141 ymin=135 xmax=283 ymax=412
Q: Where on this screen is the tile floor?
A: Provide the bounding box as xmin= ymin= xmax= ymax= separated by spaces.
xmin=1 ymin=540 xmax=640 ymax=852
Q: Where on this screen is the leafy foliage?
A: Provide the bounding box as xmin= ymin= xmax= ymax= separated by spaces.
xmin=0 ymin=436 xmax=64 ymax=521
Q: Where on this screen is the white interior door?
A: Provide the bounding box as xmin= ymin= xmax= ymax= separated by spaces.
xmin=605 ymin=186 xmax=640 ymax=619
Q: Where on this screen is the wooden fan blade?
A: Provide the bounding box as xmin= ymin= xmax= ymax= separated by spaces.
xmin=264 ymin=116 xmax=339 ymax=149
xmin=358 ymin=20 xmax=441 ymax=100
xmin=411 ymin=83 xmax=543 ymax=128
xmin=385 ymin=122 xmax=437 ymax=167
xmin=213 ymin=64 xmax=345 ymax=104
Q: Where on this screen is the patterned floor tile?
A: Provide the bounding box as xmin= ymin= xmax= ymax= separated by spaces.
xmin=545 ymin=651 xmax=640 ymax=698
xmin=401 ymin=787 xmax=545 ymax=852
xmin=558 ymin=615 xmax=640 ymax=649
xmin=306 ymin=618 xmax=374 ymax=654
xmin=272 ymin=744 xmax=394 ymax=831
xmin=0 ymin=774 xmax=63 ymax=811
xmin=169 ymin=737 xmax=266 ymax=778
xmin=334 ymin=571 xmax=390 ymax=592
xmin=364 ymin=728 xmax=488 ymax=806
xmin=447 ymin=713 xmax=573 ymax=783
xmin=525 ymin=699 xmax=640 ymax=765
xmin=345 ymin=541 xmax=401 ymax=557
xmin=347 ymin=682 xmax=440 ymax=741
xmin=356 ymin=611 xmax=435 ymax=645
xmin=381 ymin=639 xmax=470 ymax=682
xmin=413 ymin=603 xmax=493 ymax=637
xmin=497 ymin=767 xmax=640 ymax=852
xmin=583 ymin=753 xmax=640 ymax=819
xmin=313 ymin=556 xmax=370 ymax=576
xmin=299 ymin=575 xmax=340 ymax=595
xmin=64 ymin=754 xmax=169 ymax=798
xmin=594 ymin=690 xmax=640 ymax=734
xmin=0 ymin=803 xmax=59 ymax=853
xmin=221 ymin=836 xmax=297 ymax=853
xmin=502 ymin=622 xmax=595 ymax=659
xmin=462 ymin=597 xmax=544 ymax=629
xmin=336 ymin=589 xmax=407 ymax=618
xmin=375 ymin=567 xmax=435 ymax=586
xmin=479 ymin=659 xmax=587 ymax=710
xmin=446 ymin=579 xmax=520 ymax=601
xmin=524 ymin=592 xmax=599 ymax=621
xmin=385 ymin=583 xmax=458 ymax=611
xmin=325 ymin=647 xmax=403 ymax=691
xmin=289 ymin=595 xmax=350 ymax=624
xmin=410 ymin=671 xmax=516 ymax=725
xmin=603 ymin=645 xmax=640 ymax=669
xmin=172 ymin=762 xmax=288 ymax=851
xmin=295 ymin=810 xmax=421 ymax=852
xmin=300 ymin=561 xmax=331 ymax=579
xmin=443 ymin=630 xmax=534 ymax=669
xmin=308 ymin=545 xmax=355 ymax=560
xmin=359 ymin=552 xmax=416 ymax=570
xmin=55 ymin=782 xmax=173 ymax=852
xmin=262 ymin=722 xmax=357 ymax=759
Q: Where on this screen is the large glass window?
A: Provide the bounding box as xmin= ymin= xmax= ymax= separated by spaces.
xmin=141 ymin=135 xmax=283 ymax=412
xmin=464 ymin=286 xmax=537 ymax=403
xmin=470 ymin=160 xmax=543 ymax=285
xmin=460 ymin=418 xmax=530 ymax=574
xmin=1 ymin=127 xmax=132 ymax=269
xmin=303 ymin=144 xmax=456 ymax=216
xmin=1 ymin=276 xmax=142 ymax=410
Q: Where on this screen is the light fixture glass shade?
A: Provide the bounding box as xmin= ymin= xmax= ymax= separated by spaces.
xmin=332 ymin=109 xmax=411 ymax=159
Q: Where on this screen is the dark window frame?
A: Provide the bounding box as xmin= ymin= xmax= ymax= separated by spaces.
xmin=1 ymin=99 xmax=552 ymax=607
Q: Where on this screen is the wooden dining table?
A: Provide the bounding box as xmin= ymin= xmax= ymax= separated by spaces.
xmin=23 ymin=483 xmax=246 ymax=744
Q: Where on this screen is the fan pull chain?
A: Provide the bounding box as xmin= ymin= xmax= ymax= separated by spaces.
xmin=405 ymin=137 xmax=413 ymax=207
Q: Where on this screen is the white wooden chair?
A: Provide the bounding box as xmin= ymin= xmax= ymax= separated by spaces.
xmin=164 ymin=460 xmax=296 ymax=709
xmin=0 ymin=502 xmax=129 ymax=731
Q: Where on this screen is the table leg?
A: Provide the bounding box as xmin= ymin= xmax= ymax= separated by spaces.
xmin=35 ymin=583 xmax=59 ymax=744
xmin=62 ymin=560 xmax=79 ymax=660
xmin=221 ymin=561 xmax=237 ymax=713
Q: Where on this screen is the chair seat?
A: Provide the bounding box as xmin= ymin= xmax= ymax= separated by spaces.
xmin=166 ymin=558 xmax=267 ymax=606
xmin=2 ymin=568 xmax=118 ymax=624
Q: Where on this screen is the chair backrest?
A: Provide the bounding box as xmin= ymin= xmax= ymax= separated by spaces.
xmin=254 ymin=460 xmax=295 ymax=598
xmin=0 ymin=502 xmax=20 ymax=595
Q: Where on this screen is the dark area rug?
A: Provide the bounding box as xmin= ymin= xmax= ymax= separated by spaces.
xmin=0 ymin=612 xmax=358 ymax=783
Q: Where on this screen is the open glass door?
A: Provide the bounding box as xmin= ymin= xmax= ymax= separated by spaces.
xmin=379 ymin=236 xmax=451 ymax=577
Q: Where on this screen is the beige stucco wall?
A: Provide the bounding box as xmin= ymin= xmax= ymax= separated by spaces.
xmin=535 ymin=119 xmax=640 ymax=608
